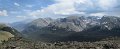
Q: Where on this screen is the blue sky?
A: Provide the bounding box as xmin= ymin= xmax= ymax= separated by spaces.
xmin=0 ymin=0 xmax=120 ymax=23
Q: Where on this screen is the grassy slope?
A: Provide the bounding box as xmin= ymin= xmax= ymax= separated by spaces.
xmin=0 ymin=31 xmax=14 ymax=43
xmin=0 ymin=24 xmax=17 ymax=43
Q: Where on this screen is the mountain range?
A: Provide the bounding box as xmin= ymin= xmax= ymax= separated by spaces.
xmin=11 ymin=16 xmax=120 ymax=42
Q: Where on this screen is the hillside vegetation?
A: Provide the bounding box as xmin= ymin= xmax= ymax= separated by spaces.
xmin=0 ymin=37 xmax=120 ymax=49
xmin=0 ymin=24 xmax=21 ymax=43
xmin=0 ymin=31 xmax=14 ymax=43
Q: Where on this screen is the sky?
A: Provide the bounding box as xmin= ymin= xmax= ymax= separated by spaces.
xmin=0 ymin=0 xmax=120 ymax=23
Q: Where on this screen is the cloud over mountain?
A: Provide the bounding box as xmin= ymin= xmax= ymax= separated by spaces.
xmin=29 ymin=0 xmax=120 ymax=18
xmin=0 ymin=0 xmax=120 ymax=23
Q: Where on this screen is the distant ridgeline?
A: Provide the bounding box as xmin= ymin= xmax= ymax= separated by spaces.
xmin=0 ymin=24 xmax=22 ymax=43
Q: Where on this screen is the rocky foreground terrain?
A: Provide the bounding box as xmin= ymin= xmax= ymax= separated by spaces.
xmin=0 ymin=37 xmax=120 ymax=49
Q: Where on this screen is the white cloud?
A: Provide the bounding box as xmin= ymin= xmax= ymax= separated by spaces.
xmin=27 ymin=0 xmax=120 ymax=18
xmin=90 ymin=13 xmax=105 ymax=17
xmin=29 ymin=10 xmax=41 ymax=17
xmin=16 ymin=16 xmax=26 ymax=19
xmin=89 ymin=11 xmax=120 ymax=17
xmin=0 ymin=10 xmax=8 ymax=16
xmin=98 ymin=0 xmax=118 ymax=10
xmin=28 ymin=0 xmax=88 ymax=18
xmin=26 ymin=5 xmax=34 ymax=8
xmin=14 ymin=2 xmax=20 ymax=6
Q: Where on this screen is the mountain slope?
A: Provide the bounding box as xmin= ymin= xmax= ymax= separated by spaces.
xmin=0 ymin=24 xmax=22 ymax=43
xmin=22 ymin=18 xmax=54 ymax=34
xmin=21 ymin=16 xmax=120 ymax=42
xmin=0 ymin=31 xmax=14 ymax=43
xmin=100 ymin=16 xmax=120 ymax=30
xmin=10 ymin=19 xmax=34 ymax=32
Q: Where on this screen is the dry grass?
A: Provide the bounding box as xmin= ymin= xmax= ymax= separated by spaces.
xmin=0 ymin=31 xmax=14 ymax=43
